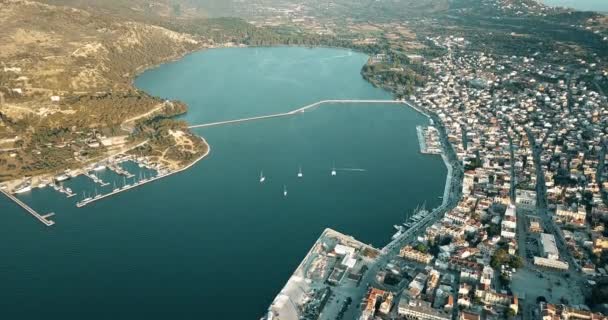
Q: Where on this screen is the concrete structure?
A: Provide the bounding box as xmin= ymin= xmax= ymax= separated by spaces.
xmin=515 ymin=189 xmax=536 ymax=211
xmin=540 ymin=233 xmax=559 ymax=260
xmin=555 ymin=205 xmax=586 ymax=225
xmin=539 ymin=302 xmax=608 ymax=320
xmin=400 ymin=246 xmax=434 ymax=264
xmin=501 ymin=204 xmax=517 ymax=239
xmin=398 ymin=297 xmax=451 ymax=320
xmin=533 ymin=257 xmax=569 ymax=270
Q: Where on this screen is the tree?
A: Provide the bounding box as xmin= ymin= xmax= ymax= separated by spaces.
xmin=415 ymin=243 xmax=428 ymax=253
xmin=506 ymin=308 xmax=517 ymax=318
xmin=491 ymin=249 xmax=510 ymax=269
xmin=509 ymin=255 xmax=523 ymax=269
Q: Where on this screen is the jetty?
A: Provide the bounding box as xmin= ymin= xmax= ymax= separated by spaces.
xmin=107 ymin=163 xmax=134 ymax=179
xmin=83 ymin=171 xmax=110 ymax=187
xmin=188 ymin=99 xmax=403 ymax=129
xmin=416 ymin=125 xmax=427 ymax=154
xmin=1 ymin=189 xmax=55 ymax=226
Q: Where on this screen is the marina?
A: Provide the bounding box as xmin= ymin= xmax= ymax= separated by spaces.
xmin=76 ymin=137 xmax=210 ymax=208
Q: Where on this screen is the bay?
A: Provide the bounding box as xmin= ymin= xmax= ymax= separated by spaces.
xmin=0 ymin=47 xmax=446 ymax=319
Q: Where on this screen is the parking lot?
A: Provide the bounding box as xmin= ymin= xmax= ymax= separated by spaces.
xmin=511 ymin=266 xmax=585 ymax=318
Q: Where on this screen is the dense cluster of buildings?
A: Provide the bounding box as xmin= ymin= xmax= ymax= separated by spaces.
xmin=335 ymin=32 xmax=608 ymax=319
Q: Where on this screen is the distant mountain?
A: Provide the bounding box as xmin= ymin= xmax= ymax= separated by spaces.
xmin=543 ymin=0 xmax=608 ymax=12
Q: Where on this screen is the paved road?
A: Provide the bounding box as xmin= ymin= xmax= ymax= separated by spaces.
xmin=342 ymin=106 xmax=464 ymax=319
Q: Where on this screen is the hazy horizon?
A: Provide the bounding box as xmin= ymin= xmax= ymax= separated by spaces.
xmin=543 ymin=0 xmax=608 ymax=12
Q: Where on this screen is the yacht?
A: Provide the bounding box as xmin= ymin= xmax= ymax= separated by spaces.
xmin=14 ymin=184 xmax=32 ymax=194
xmin=55 ymin=174 xmax=70 ymax=182
xmin=297 ymin=166 xmax=303 ymax=178
xmin=259 ymin=171 xmax=266 ymax=183
xmin=283 ymin=185 xmax=288 ymax=197
xmin=392 ymin=229 xmax=404 ymax=240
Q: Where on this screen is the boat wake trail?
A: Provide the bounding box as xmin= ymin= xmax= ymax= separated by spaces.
xmin=336 ymin=168 xmax=366 ymax=172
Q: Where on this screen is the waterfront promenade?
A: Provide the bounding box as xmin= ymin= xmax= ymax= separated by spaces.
xmin=188 ymin=99 xmax=402 ymax=129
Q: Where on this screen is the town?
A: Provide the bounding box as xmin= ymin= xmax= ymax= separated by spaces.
xmin=264 ymin=23 xmax=608 ymax=320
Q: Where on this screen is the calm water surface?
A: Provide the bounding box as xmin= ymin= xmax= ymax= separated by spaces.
xmin=0 ymin=47 xmax=446 ymax=319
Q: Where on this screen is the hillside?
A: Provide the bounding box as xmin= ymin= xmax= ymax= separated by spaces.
xmin=0 ymin=0 xmax=212 ymax=181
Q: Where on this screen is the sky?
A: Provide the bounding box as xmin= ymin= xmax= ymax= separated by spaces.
xmin=543 ymin=0 xmax=608 ymax=12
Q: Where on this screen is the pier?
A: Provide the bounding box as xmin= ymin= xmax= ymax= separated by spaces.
xmin=416 ymin=125 xmax=427 ymax=154
xmin=52 ymin=183 xmax=76 ymax=198
xmin=107 ymin=163 xmax=134 ymax=179
xmin=83 ymin=172 xmax=110 ymax=187
xmin=1 ymin=189 xmax=55 ymax=226
xmin=188 ymin=99 xmax=403 ymax=129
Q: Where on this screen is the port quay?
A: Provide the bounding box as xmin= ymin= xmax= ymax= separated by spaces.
xmin=265 ymin=101 xmax=464 ymax=319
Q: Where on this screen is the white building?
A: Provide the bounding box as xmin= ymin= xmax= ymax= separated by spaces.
xmin=540 ymin=233 xmax=559 ymax=260
xmin=398 ymin=297 xmax=451 ymax=320
xmin=515 ymin=189 xmax=536 ymax=211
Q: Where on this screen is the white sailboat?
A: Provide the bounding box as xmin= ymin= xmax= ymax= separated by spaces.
xmin=259 ymin=171 xmax=266 ymax=183
xmin=283 ymin=185 xmax=288 ymax=197
xmin=331 ymin=163 xmax=337 ymax=176
xmin=297 ymin=166 xmax=303 ymax=178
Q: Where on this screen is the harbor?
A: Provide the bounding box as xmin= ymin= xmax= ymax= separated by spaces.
xmin=1 ymin=136 xmax=210 ymax=223
xmin=1 ymin=46 xmax=449 ymax=319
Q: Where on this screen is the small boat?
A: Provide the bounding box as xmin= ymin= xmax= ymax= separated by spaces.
xmin=331 ymin=166 xmax=337 ymax=176
xmin=14 ymin=184 xmax=32 ymax=194
xmin=93 ymin=164 xmax=106 ymax=171
xmin=283 ymin=185 xmax=288 ymax=197
xmin=259 ymin=171 xmax=266 ymax=183
xmin=55 ymin=174 xmax=70 ymax=182
xmin=297 ymin=166 xmax=303 ymax=178
xmin=392 ymin=230 xmax=403 ymax=240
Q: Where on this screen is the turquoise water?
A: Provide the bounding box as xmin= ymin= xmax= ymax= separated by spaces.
xmin=0 ymin=47 xmax=446 ymax=319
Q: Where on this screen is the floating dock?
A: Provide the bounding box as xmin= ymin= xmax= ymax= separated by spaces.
xmin=1 ymin=189 xmax=55 ymax=226
xmin=83 ymin=172 xmax=110 ymax=187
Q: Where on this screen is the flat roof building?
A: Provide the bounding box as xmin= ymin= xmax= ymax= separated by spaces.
xmin=540 ymin=233 xmax=559 ymax=260
xmin=398 ymin=297 xmax=451 ymax=320
xmin=534 ymin=257 xmax=569 ymax=270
